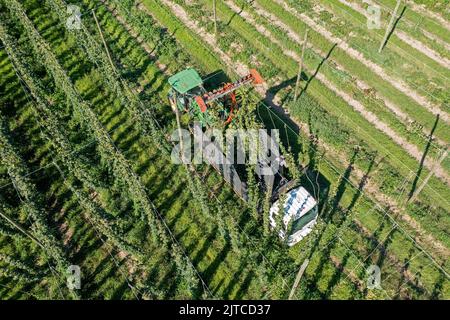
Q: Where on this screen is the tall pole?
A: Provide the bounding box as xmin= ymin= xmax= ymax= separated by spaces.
xmin=294 ymin=29 xmax=309 ymax=102
xmin=92 ymin=10 xmax=115 ymax=69
xmin=170 ymin=97 xmax=185 ymax=162
xmin=0 ymin=208 xmax=44 ymax=249
xmin=171 ymin=96 xmax=192 ymax=170
xmin=288 ymin=258 xmax=310 ymax=299
xmin=213 ymin=0 xmax=218 ymax=39
xmin=408 ymin=148 xmax=448 ymax=203
xmin=378 ymin=0 xmax=402 ymax=53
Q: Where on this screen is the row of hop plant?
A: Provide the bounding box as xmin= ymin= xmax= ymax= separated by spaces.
xmin=86 ymin=0 xmax=358 ymax=298
xmin=82 ymin=0 xmax=268 ymax=296
xmin=55 ymin=0 xmax=303 ymax=296
xmin=0 ymin=112 xmax=79 ymax=299
xmin=239 ymin=0 xmax=448 ymax=162
xmin=149 ymin=0 xmax=450 ymax=295
xmin=0 ymin=0 xmax=239 ymax=300
xmin=5 ymin=0 xmax=172 ymax=248
xmin=92 ymin=0 xmax=271 ymax=250
xmin=0 ymin=253 xmax=47 ymax=282
xmin=2 ymin=0 xmax=165 ymax=289
xmin=80 ymin=0 xmax=247 ymax=252
xmin=141 ymin=0 xmax=307 ymax=243
xmin=205 ymin=0 xmax=450 ymax=198
xmin=108 ymin=0 xmax=191 ymax=71
xmin=0 ymin=20 xmax=147 ymax=260
xmin=0 ymin=220 xmax=24 ymax=240
xmin=47 ymin=0 xmax=171 ymax=156
xmin=316 ymin=0 xmax=449 ymax=102
xmin=6 ymin=0 xmax=222 ymax=297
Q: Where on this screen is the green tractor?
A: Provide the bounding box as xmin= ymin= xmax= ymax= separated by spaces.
xmin=167 ymin=68 xmax=263 ymax=127
xmin=167 ymin=68 xmax=328 ymax=246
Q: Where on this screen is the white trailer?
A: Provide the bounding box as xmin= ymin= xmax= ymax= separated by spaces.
xmin=269 ymin=186 xmax=318 ymax=246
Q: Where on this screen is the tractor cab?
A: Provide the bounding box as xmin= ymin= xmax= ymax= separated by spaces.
xmin=168 ymin=68 xmax=204 ymax=110
xmin=168 ymin=68 xmax=263 ymax=127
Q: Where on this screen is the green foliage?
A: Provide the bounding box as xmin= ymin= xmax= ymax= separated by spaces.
xmin=1 ymin=0 xmax=447 ymax=300
xmin=0 ymin=112 xmax=78 ymax=299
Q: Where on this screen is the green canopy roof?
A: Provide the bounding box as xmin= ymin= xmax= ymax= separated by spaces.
xmin=168 ymin=68 xmax=203 ymax=94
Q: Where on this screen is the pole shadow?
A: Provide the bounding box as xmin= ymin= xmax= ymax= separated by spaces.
xmin=325 ymin=148 xmax=359 ymax=222
xmin=299 ymin=43 xmax=337 ymax=98
xmin=380 ymin=6 xmax=407 ymax=52
xmin=407 ymin=114 xmax=439 ymax=200
xmin=226 ymin=0 xmax=252 ymax=26
xmin=346 ymin=154 xmax=377 ymax=214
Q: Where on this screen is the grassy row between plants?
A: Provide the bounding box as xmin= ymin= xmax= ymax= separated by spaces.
xmin=39 ymin=0 xmax=303 ymax=298
xmin=142 ymin=0 xmax=449 ymax=298
xmin=239 ymin=0 xmax=450 ymax=249
xmin=258 ymin=105 xmax=449 ymax=298
xmin=100 ymin=0 xmax=410 ymax=298
xmin=1 ymin=0 xmax=446 ymax=298
xmin=0 ymin=67 xmax=138 ymax=300
xmin=378 ymin=0 xmax=450 ymax=42
xmin=335 ymin=0 xmax=450 ymax=76
xmin=0 ymin=32 xmax=110 ymax=299
xmin=232 ymin=0 xmax=450 ymax=176
xmin=2 ymin=0 xmax=202 ymax=296
xmin=0 ymin=0 xmax=329 ymax=299
xmin=255 ymin=0 xmax=449 ymax=149
xmin=371 ymin=0 xmax=450 ymax=59
xmin=173 ymin=0 xmax=450 ymax=256
xmin=83 ymin=0 xmax=298 ymax=296
xmin=1 ymin=0 xmax=192 ymax=298
xmin=315 ymin=0 xmax=450 ymax=108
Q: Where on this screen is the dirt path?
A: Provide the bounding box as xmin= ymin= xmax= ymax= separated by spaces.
xmin=339 ymin=0 xmax=450 ymax=70
xmin=329 ymin=246 xmax=424 ymax=298
xmin=225 ymin=0 xmax=450 ymax=185
xmin=405 ymin=0 xmax=450 ymax=32
xmin=422 ymin=29 xmax=450 ymax=53
xmin=251 ymin=0 xmax=448 ymax=150
xmin=396 ymin=30 xmax=450 ymax=69
xmin=299 ymin=118 xmax=450 ymax=262
xmin=232 ymin=0 xmax=450 ymax=258
xmin=147 ymin=0 xmax=250 ymax=78
xmin=58 ymin=221 xmax=74 ymax=246
xmin=273 ymin=0 xmax=449 ymax=124
xmin=144 ymin=0 xmax=450 ymax=262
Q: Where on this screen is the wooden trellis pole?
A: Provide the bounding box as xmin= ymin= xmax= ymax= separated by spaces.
xmin=92 ymin=10 xmax=115 ymax=69
xmin=408 ymin=148 xmax=448 ymax=203
xmin=378 ymin=0 xmax=402 ymax=53
xmin=294 ymin=29 xmax=308 ymax=102
xmin=288 ymin=258 xmax=310 ymax=299
xmin=0 ymin=208 xmax=44 ymax=249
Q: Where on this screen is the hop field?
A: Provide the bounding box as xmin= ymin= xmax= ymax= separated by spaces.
xmin=0 ymin=0 xmax=449 ymax=300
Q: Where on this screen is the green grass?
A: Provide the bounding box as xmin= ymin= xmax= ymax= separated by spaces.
xmin=317 ymin=0 xmax=450 ymax=106
xmin=144 ymin=0 xmax=450 ymax=298
xmin=181 ymin=0 xmax=450 ymax=247
xmin=1 ymin=0 xmax=448 ymax=300
xmin=256 ymin=0 xmax=449 ymax=145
